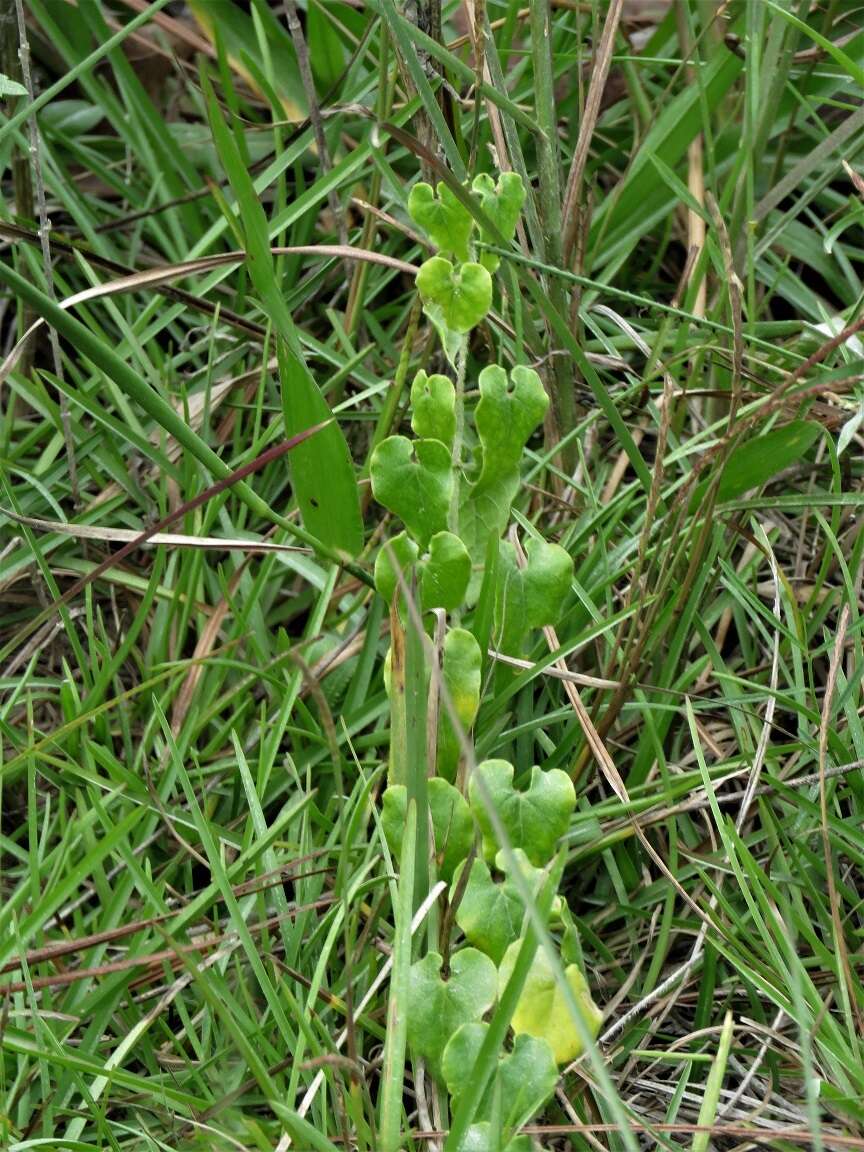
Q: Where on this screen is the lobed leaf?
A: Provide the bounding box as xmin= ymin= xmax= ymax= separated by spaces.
xmin=495 ymin=536 xmax=573 ymax=653
xmin=457 ymin=366 xmax=550 ymax=599
xmin=407 ymin=948 xmax=498 ymax=1076
xmin=370 ymin=436 xmax=453 ymax=548
xmin=422 ymin=531 xmax=471 ymax=612
xmin=411 ymin=370 xmax=457 ymax=449
xmin=498 ymin=943 xmax=602 ymax=1065
xmin=472 ymin=172 xmax=526 ymax=272
xmin=382 ymin=778 xmax=473 ymax=882
xmin=442 ymin=1021 xmax=557 ymax=1131
xmin=408 ymin=181 xmax=474 ymax=261
xmin=453 ymin=849 xmax=546 ymax=964
xmin=469 ymin=759 xmax=575 ymax=866
xmin=416 ymin=257 xmax=492 ymax=358
xmin=473 ymin=365 xmax=549 ymax=492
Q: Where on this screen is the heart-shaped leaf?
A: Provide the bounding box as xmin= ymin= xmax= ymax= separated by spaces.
xmin=468 ymin=759 xmax=575 ymax=866
xmin=457 ymin=366 xmax=549 ymax=600
xmin=437 ymin=627 xmax=482 ymax=782
xmin=472 ymin=171 xmax=526 ymax=272
xmin=382 ymin=778 xmax=473 ymax=882
xmin=370 ymin=435 xmax=452 ymax=548
xmin=474 ymin=365 xmax=548 ymax=492
xmin=498 ymin=943 xmax=602 ymax=1065
xmin=374 ymin=531 xmax=420 ymax=603
xmin=422 ymin=531 xmax=471 ymax=612
xmin=411 ymin=370 xmax=457 ymax=448
xmin=408 ymin=181 xmax=474 ymax=261
xmin=453 ymin=849 xmax=546 ymax=963
xmin=443 ymin=1022 xmax=557 ymax=1130
xmin=417 ymin=257 xmax=493 ymax=347
xmin=495 ymin=536 xmax=573 ymax=654
xmin=407 ymin=948 xmax=498 ymax=1075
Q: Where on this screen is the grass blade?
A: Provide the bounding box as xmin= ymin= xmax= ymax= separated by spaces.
xmin=692 ymin=1010 xmax=735 ymax=1152
xmin=379 ymin=799 xmax=417 ymax=1152
xmin=202 ymin=61 xmax=364 ymax=556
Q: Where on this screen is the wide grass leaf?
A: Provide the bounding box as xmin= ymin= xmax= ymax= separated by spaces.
xmin=203 ymin=64 xmax=363 ymax=556
xmin=693 ymin=420 xmax=822 ymax=512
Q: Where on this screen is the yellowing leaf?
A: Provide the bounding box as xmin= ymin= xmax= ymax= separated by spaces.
xmin=498 ymin=943 xmax=602 ymax=1065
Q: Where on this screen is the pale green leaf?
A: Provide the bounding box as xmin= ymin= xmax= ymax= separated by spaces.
xmin=443 ymin=1021 xmax=557 ymax=1130
xmin=417 ymin=257 xmax=492 ymax=339
xmin=453 ymin=849 xmax=545 ymax=964
xmin=437 ymin=627 xmax=482 ymax=782
xmin=469 ymin=759 xmax=575 ymax=866
xmin=374 ymin=531 xmax=420 ymax=603
xmin=370 ymin=435 xmax=453 ymax=548
xmin=382 ymin=778 xmax=473 ymax=882
xmin=422 ymin=531 xmax=471 ymax=612
xmin=495 ymin=536 xmax=573 ymax=653
xmin=472 ymin=171 xmax=526 ymax=272
xmin=408 ymin=181 xmax=474 ymax=261
xmin=498 ymin=943 xmax=602 ymax=1065
xmin=407 ymin=948 xmax=498 ymax=1075
xmin=474 ymin=365 xmax=548 ymax=491
xmin=411 ymin=370 xmax=457 ymax=448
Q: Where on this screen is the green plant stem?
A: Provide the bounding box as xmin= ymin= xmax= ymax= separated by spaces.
xmin=528 ymin=0 xmax=562 ymax=268
xmin=448 ymin=337 xmax=469 ymax=540
xmin=379 ymin=800 xmax=417 ymax=1152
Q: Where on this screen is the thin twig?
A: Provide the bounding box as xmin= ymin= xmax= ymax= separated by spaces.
xmin=674 ymin=1 xmax=706 ymax=320
xmin=282 ymin=0 xmax=346 ymax=245
xmin=561 ymin=0 xmax=623 ymax=264
xmin=818 ymin=604 xmax=863 ymax=1035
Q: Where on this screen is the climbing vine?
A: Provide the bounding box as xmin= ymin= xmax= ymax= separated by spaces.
xmin=371 ymin=172 xmax=602 ymax=1150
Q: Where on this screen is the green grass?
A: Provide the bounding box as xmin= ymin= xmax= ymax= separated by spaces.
xmin=2 ymin=0 xmax=864 ymax=1149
